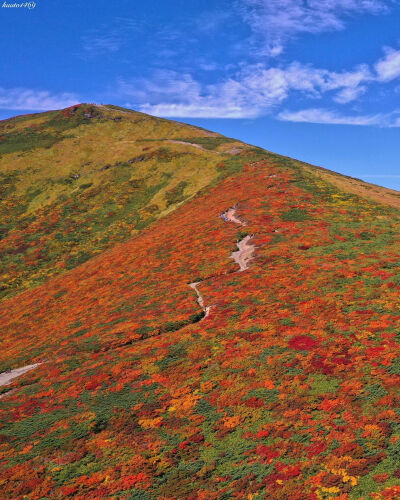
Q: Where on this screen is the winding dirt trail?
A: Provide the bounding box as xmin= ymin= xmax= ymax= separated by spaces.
xmin=230 ymin=235 xmax=255 ymax=272
xmin=94 ymin=104 xmax=131 ymax=114
xmin=0 ymin=363 xmax=40 ymax=389
xmin=220 ymin=206 xmax=247 ymax=226
xmin=188 ymin=206 xmax=255 ymax=319
xmin=222 ymin=206 xmax=255 ymax=271
xmin=168 ymin=140 xmax=210 ymax=152
xmin=189 ymin=282 xmax=211 ymax=319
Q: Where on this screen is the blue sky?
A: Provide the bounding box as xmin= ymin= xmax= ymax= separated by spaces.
xmin=1 ymin=0 xmax=400 ymax=188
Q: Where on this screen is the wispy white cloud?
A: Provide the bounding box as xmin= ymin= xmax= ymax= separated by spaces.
xmin=328 ymin=65 xmax=372 ymax=102
xmin=239 ymin=0 xmax=390 ymax=55
xmin=137 ymin=103 xmax=251 ymax=119
xmin=199 ymin=62 xmax=218 ymax=71
xmin=116 ymin=62 xmax=375 ymax=118
xmin=120 ymin=70 xmax=260 ymax=118
xmin=82 ymin=34 xmax=123 ymax=53
xmin=0 ymin=87 xmax=79 ymax=111
xmin=375 ymin=47 xmax=400 ymax=82
xmin=277 ymin=107 xmax=400 ymax=126
xmin=333 ymin=85 xmax=368 ymax=103
xmin=119 ymin=67 xmax=293 ymax=119
xmin=194 ymin=10 xmax=233 ymax=34
xmin=277 ymin=108 xmax=381 ymax=125
xmin=116 ymin=40 xmax=400 ymax=120
xmin=388 ymin=114 xmax=400 ymax=127
xmin=82 ymin=18 xmax=140 ymax=55
xmin=117 ymin=70 xmax=203 ymax=106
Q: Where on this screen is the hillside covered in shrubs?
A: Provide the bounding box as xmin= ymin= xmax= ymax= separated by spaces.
xmin=1 ymin=105 xmax=400 ymax=499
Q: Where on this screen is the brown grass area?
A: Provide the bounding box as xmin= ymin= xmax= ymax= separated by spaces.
xmin=304 ymin=164 xmax=400 ymax=210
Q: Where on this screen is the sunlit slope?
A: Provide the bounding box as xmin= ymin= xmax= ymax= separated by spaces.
xmin=1 ymin=136 xmax=400 ymax=499
xmin=0 ymin=104 xmax=246 ymax=299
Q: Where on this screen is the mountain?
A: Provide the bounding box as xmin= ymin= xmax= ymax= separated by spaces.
xmin=0 ymin=104 xmax=248 ymax=300
xmin=1 ymin=104 xmax=400 ymax=499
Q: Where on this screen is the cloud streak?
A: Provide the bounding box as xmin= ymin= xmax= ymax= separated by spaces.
xmin=117 ymin=62 xmax=376 ymax=119
xmin=82 ymin=18 xmax=141 ymax=55
xmin=277 ymin=107 xmax=400 ymax=126
xmin=375 ymin=47 xmax=400 ymax=82
xmin=239 ymin=0 xmax=390 ymax=55
xmin=0 ymin=88 xmax=79 ymax=111
xmin=114 ymin=42 xmax=400 ymax=122
xmin=277 ymin=108 xmax=383 ymax=125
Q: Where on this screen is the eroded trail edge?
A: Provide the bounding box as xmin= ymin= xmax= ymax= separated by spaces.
xmin=221 ymin=206 xmax=247 ymax=226
xmin=189 ymin=282 xmax=211 ymax=319
xmin=230 ymin=234 xmax=255 ymax=272
xmin=0 ymin=363 xmax=41 ymax=399
xmin=0 ymin=363 xmax=41 ymax=388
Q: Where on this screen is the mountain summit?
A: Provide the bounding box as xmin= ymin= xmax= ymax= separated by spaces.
xmin=1 ymin=105 xmax=400 ymax=499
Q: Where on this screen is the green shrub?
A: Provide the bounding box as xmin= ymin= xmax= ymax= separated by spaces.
xmin=165 ymin=181 xmax=188 ymax=206
xmin=281 ymin=208 xmax=310 ymax=221
xmin=0 ymin=130 xmax=60 ymax=155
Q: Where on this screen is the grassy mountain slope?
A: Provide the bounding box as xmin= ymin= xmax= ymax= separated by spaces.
xmin=1 ymin=107 xmax=400 ymax=499
xmin=0 ymin=104 xmax=246 ymax=299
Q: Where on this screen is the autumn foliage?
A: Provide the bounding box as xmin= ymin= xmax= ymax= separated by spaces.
xmin=1 ymin=106 xmax=400 ymax=499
